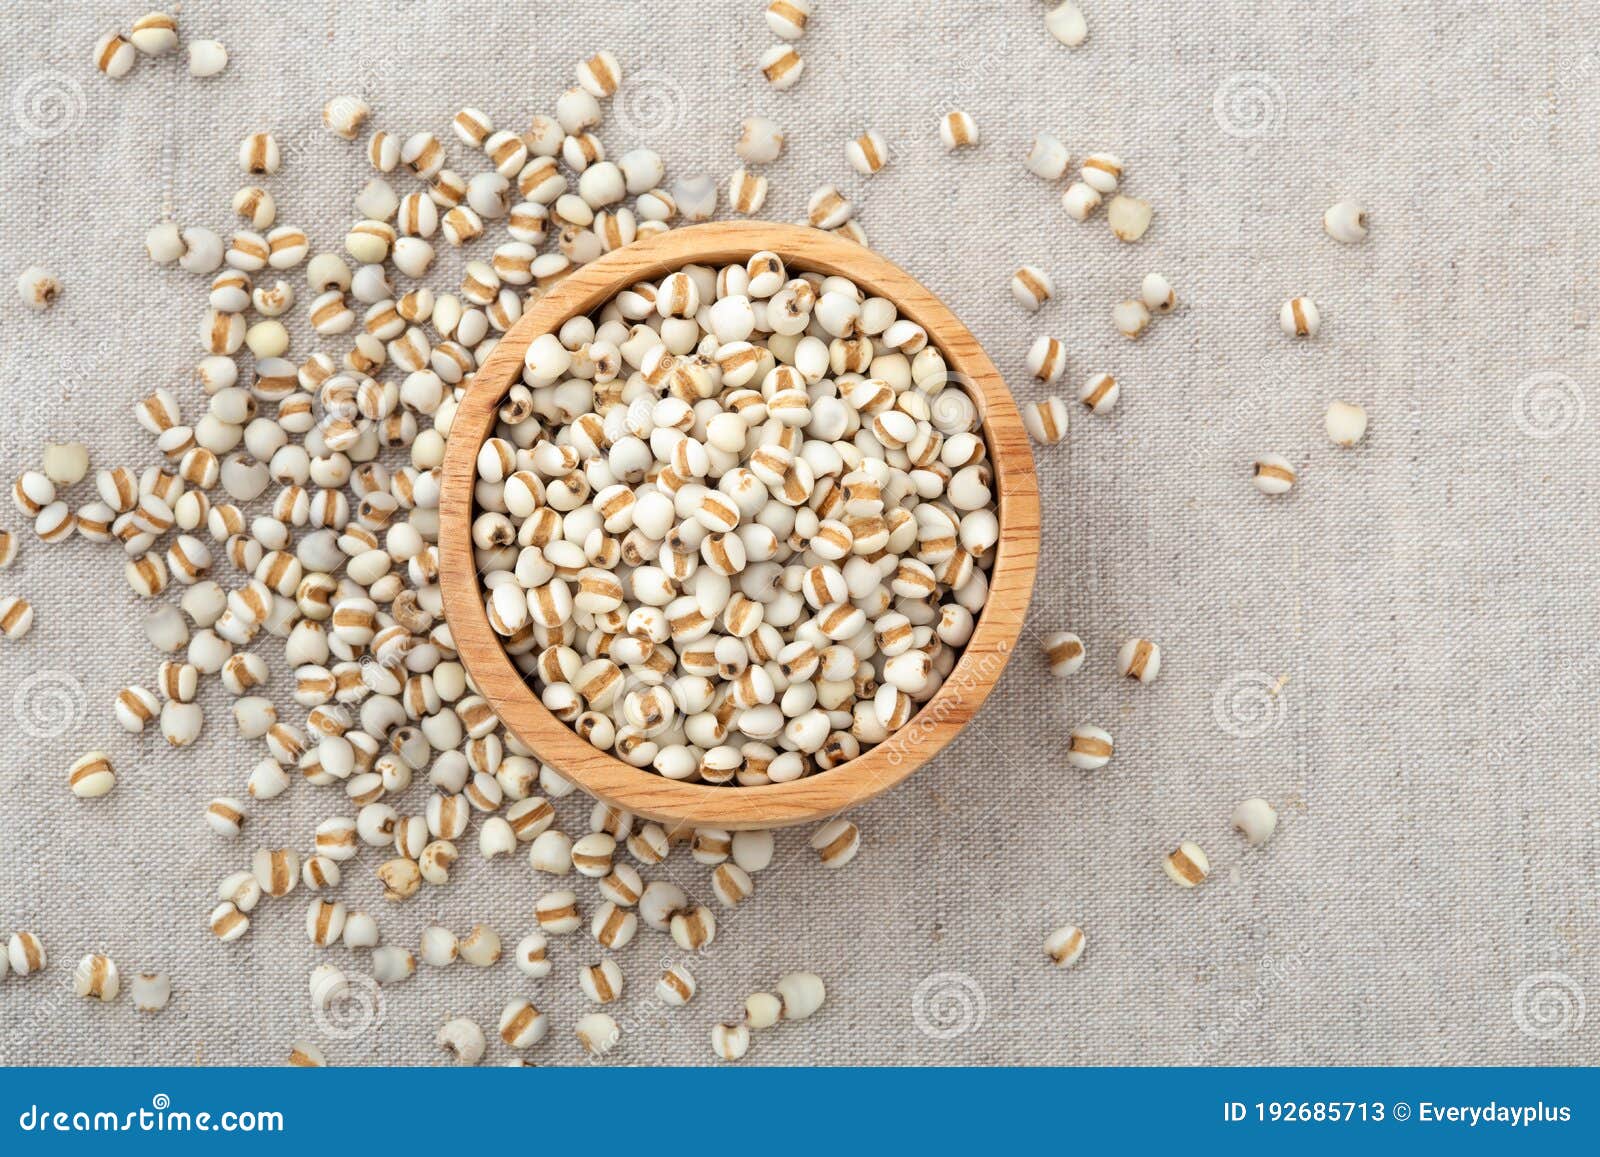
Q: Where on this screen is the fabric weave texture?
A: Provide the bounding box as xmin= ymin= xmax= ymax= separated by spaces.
xmin=0 ymin=0 xmax=1595 ymax=1065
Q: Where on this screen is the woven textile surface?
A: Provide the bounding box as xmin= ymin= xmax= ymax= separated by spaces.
xmin=0 ymin=0 xmax=1596 ymax=1065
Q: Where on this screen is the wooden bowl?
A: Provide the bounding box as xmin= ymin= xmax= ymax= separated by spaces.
xmin=440 ymin=222 xmax=1039 ymax=829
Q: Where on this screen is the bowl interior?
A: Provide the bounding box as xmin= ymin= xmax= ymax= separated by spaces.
xmin=439 ymin=222 xmax=1039 ymax=829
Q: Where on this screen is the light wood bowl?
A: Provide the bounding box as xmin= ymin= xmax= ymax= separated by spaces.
xmin=440 ymin=222 xmax=1039 ymax=830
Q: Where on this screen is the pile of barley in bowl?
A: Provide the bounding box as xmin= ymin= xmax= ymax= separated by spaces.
xmin=472 ymin=253 xmax=998 ymax=783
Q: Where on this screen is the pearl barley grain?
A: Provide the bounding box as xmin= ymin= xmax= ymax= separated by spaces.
xmin=131 ymin=972 xmax=171 ymax=1012
xmin=810 ymin=818 xmax=859 ymax=868
xmin=728 ymin=167 xmax=769 ymax=214
xmin=1252 ymin=454 xmax=1297 ymax=494
xmin=372 ymin=946 xmax=415 ymax=984
xmin=731 ymin=830 xmax=774 ymax=873
xmin=217 ymin=870 xmax=257 ymax=921
xmin=766 ymin=0 xmax=810 ymax=39
xmin=514 ymin=933 xmax=551 ymax=978
xmin=1116 ymin=638 xmax=1161 ymax=684
xmin=480 ymin=816 xmax=516 ymax=858
xmin=210 ymin=902 xmax=249 ymax=942
xmin=206 ymin=797 xmax=246 ymax=838
xmin=806 ymin=184 xmax=852 ymax=229
xmin=579 ymin=958 xmax=624 ymax=1003
xmin=1046 ymin=925 xmax=1086 ymax=967
xmin=342 ymin=912 xmax=378 ymax=948
xmin=1077 ymin=372 xmax=1119 ymax=415
xmin=189 ymin=40 xmax=228 ymax=76
xmin=1044 ymin=631 xmax=1085 ymax=677
xmin=1046 ymin=2 xmax=1088 ymax=46
xmin=1081 ymin=154 xmax=1122 ymax=194
xmin=306 ymin=900 xmax=347 ymax=947
xmin=598 ymin=864 xmax=643 ymax=906
xmin=536 ymin=889 xmax=581 ymax=934
xmin=68 ymin=751 xmax=116 ymax=799
xmin=776 ymin=971 xmax=826 ymax=1020
xmin=1326 ymin=401 xmax=1368 ymax=447
xmin=35 ymin=502 xmax=76 ymax=544
xmin=1061 ymin=181 xmax=1101 ymax=221
xmin=1023 ymin=397 xmax=1069 ymax=446
xmin=1106 ymin=195 xmax=1153 ymax=242
xmin=500 ymin=999 xmax=548 ymax=1048
xmin=1279 ymin=296 xmax=1319 ymax=337
xmin=94 ymin=33 xmax=137 ymax=78
xmin=287 ymin=1041 xmax=325 ymax=1067
xmin=1141 ymin=273 xmax=1175 ymax=313
xmin=419 ymin=925 xmax=458 ymax=967
xmin=759 ymin=44 xmax=804 ymax=90
xmin=591 ymin=900 xmax=638 ymax=949
xmin=1112 ymin=299 xmax=1150 ymax=339
xmin=1066 ymin=724 xmax=1113 ymax=769
xmin=576 ymin=51 xmax=623 ymax=98
xmin=0 ymin=596 xmax=34 ymax=640
xmin=1027 ymin=335 xmax=1067 ymax=384
xmin=939 ymin=111 xmax=979 ymax=151
xmin=657 ymin=963 xmax=697 ymax=1006
xmin=438 ymin=1017 xmax=486 ymax=1065
xmin=736 ymin=117 xmax=785 ymax=164
xmin=1025 ymin=134 xmax=1070 ymax=180
xmin=575 ymin=1012 xmax=620 ymax=1056
xmin=460 ymin=924 xmax=502 ymax=967
xmin=1233 ymin=797 xmax=1279 ymax=846
xmin=130 ymin=13 xmax=178 ymax=56
xmin=8 ymin=931 xmax=46 ymax=975
xmin=670 ymin=905 xmax=717 ymax=951
xmin=712 ymin=1022 xmax=750 ymax=1061
xmin=529 ymin=829 xmax=573 ymax=875
xmin=1324 ymin=199 xmax=1368 ymax=243
xmin=16 ymin=266 xmax=60 ymax=311
xmin=146 ymin=221 xmax=184 ymax=263
xmin=1163 ymin=841 xmax=1210 ymax=888
xmin=74 ymin=954 xmax=120 ymax=1001
xmin=1011 ymin=266 xmax=1053 ymax=312
xmin=711 ymin=863 xmax=753 ymax=908
xmin=42 ymin=442 xmax=89 ymax=486
xmin=846 ymin=130 xmax=889 ymax=175
xmin=323 ymin=97 xmax=370 ymax=140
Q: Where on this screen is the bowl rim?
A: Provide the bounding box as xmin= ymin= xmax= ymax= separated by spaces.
xmin=439 ymin=221 xmax=1040 ymax=830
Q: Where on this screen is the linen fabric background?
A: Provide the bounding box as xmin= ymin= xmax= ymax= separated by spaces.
xmin=0 ymin=0 xmax=1595 ymax=1066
